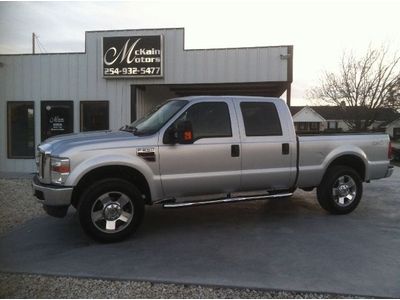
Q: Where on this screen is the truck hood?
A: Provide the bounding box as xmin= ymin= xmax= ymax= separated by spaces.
xmin=38 ymin=130 xmax=146 ymax=156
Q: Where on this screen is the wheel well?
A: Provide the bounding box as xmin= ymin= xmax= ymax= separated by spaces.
xmin=326 ymin=155 xmax=366 ymax=181
xmin=71 ymin=165 xmax=152 ymax=207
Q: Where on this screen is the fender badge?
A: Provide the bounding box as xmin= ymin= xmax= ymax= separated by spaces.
xmin=137 ymin=148 xmax=156 ymax=162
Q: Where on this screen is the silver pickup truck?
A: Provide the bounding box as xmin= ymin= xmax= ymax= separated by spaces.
xmin=32 ymin=96 xmax=393 ymax=242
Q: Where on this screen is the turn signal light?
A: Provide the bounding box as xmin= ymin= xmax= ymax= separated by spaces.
xmin=51 ymin=163 xmax=70 ymax=173
xmin=50 ymin=157 xmax=70 ymax=184
xmin=184 ymin=131 xmax=192 ymax=141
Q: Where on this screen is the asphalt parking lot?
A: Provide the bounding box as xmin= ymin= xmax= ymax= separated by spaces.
xmin=0 ymin=168 xmax=399 ymax=298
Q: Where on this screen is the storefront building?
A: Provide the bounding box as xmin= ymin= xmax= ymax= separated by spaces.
xmin=0 ymin=28 xmax=293 ymax=173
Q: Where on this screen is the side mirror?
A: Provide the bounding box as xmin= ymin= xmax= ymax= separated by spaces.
xmin=177 ymin=120 xmax=194 ymax=144
xmin=163 ymin=126 xmax=177 ymax=144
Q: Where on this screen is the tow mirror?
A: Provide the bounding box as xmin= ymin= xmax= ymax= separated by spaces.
xmin=163 ymin=126 xmax=177 ymax=144
xmin=177 ymin=120 xmax=194 ymax=144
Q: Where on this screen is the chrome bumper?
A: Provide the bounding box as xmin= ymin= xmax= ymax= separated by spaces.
xmin=32 ymin=175 xmax=73 ymax=206
xmin=385 ymin=165 xmax=394 ymax=178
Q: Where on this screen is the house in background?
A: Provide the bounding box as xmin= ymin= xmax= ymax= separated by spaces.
xmin=289 ymin=106 xmax=326 ymax=133
xmin=290 ymin=106 xmax=400 ymax=139
xmin=385 ymin=118 xmax=400 ymax=140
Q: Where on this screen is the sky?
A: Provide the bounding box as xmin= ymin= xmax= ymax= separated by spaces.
xmin=0 ymin=0 xmax=399 ymax=105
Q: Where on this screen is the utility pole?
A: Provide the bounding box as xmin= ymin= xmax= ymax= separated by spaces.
xmin=32 ymin=32 xmax=36 ymax=54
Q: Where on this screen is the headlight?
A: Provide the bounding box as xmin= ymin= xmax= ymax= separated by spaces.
xmin=50 ymin=157 xmax=70 ymax=185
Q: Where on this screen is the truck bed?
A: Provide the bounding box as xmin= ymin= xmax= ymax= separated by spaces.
xmin=296 ymin=133 xmax=390 ymax=188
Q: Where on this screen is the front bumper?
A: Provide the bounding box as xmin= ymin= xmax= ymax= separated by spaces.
xmin=32 ymin=175 xmax=73 ymax=217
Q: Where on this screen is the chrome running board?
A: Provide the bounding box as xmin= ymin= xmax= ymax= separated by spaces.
xmin=162 ymin=192 xmax=292 ymax=208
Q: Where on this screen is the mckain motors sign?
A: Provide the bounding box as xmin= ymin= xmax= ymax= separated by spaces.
xmin=102 ymin=35 xmax=163 ymax=78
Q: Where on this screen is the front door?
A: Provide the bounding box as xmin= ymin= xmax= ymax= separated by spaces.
xmin=158 ymin=99 xmax=241 ymax=198
xmin=41 ymin=101 xmax=74 ymax=141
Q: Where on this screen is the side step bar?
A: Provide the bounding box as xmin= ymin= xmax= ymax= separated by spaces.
xmin=162 ymin=192 xmax=292 ymax=208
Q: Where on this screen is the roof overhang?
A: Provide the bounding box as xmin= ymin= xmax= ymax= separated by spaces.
xmin=167 ymin=82 xmax=289 ymax=97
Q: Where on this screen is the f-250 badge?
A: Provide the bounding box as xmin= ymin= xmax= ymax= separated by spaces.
xmin=137 ymin=147 xmax=156 ymax=162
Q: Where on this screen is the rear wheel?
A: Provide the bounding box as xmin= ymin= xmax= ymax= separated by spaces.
xmin=317 ymin=166 xmax=363 ymax=214
xmin=78 ymin=178 xmax=144 ymax=242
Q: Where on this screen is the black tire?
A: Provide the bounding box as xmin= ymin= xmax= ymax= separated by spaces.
xmin=78 ymin=178 xmax=144 ymax=243
xmin=317 ymin=165 xmax=363 ymax=214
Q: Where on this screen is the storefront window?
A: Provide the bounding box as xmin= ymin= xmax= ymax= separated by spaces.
xmin=41 ymin=101 xmax=74 ymax=141
xmin=80 ymin=101 xmax=109 ymax=132
xmin=7 ymin=102 xmax=35 ymax=158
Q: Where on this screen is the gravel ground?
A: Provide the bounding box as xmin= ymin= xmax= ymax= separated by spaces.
xmin=0 ymin=273 xmax=366 ymax=299
xmin=0 ymin=179 xmax=44 ymax=236
xmin=0 ymin=178 xmax=364 ymax=298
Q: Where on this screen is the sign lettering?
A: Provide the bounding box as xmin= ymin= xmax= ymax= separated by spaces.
xmin=102 ymin=35 xmax=163 ymax=78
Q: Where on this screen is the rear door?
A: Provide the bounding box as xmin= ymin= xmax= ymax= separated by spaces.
xmin=234 ymin=100 xmax=296 ymax=191
xmin=158 ymin=99 xmax=241 ymax=198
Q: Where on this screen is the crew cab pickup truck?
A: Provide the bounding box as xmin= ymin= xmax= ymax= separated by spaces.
xmin=32 ymin=96 xmax=394 ymax=242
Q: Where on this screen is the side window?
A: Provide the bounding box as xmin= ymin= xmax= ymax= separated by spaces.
xmin=176 ymin=102 xmax=232 ymax=140
xmin=80 ymin=101 xmax=109 ymax=132
xmin=240 ymin=102 xmax=282 ymax=136
xmin=7 ymin=101 xmax=35 ymax=158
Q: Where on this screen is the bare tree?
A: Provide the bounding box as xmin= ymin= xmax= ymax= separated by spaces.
xmin=309 ymin=46 xmax=400 ymax=131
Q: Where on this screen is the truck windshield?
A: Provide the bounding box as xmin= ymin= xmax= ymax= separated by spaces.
xmin=127 ymin=100 xmax=188 ymax=136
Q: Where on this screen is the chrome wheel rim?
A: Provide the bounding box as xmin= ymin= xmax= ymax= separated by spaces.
xmin=332 ymin=175 xmax=357 ymax=207
xmin=91 ymin=191 xmax=134 ymax=233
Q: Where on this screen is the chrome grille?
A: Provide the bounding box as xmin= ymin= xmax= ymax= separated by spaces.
xmin=40 ymin=153 xmax=45 ymax=178
xmin=36 ymin=147 xmax=51 ymax=183
xmin=37 ymin=151 xmax=46 ymax=179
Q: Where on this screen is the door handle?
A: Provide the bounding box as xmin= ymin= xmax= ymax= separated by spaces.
xmin=231 ymin=145 xmax=240 ymax=157
xmin=282 ymin=143 xmax=289 ymax=155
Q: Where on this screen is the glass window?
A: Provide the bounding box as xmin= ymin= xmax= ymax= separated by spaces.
xmin=176 ymin=102 xmax=232 ymax=140
xmin=297 ymin=122 xmax=307 ymax=131
xmin=41 ymin=101 xmax=74 ymax=141
xmin=310 ymin=122 xmax=319 ymax=130
xmin=129 ymin=100 xmax=188 ymax=136
xmin=80 ymin=101 xmax=109 ymax=132
xmin=7 ymin=102 xmax=35 ymax=158
xmin=240 ymin=102 xmax=282 ymax=136
xmin=328 ymin=121 xmax=338 ymax=129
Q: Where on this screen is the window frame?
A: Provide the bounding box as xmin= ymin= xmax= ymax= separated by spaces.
xmin=174 ymin=101 xmax=233 ymax=142
xmin=7 ymin=101 xmax=36 ymax=159
xmin=240 ymin=102 xmax=283 ymax=137
xmin=80 ymin=100 xmax=110 ymax=132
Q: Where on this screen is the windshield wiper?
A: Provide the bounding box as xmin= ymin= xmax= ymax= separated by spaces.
xmin=119 ymin=125 xmax=138 ymax=134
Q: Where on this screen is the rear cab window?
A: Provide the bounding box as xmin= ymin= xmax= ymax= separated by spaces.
xmin=240 ymin=102 xmax=282 ymax=136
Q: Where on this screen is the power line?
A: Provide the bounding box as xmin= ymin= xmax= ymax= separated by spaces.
xmin=37 ymin=38 xmax=48 ymax=53
xmin=33 ymin=33 xmax=48 ymax=54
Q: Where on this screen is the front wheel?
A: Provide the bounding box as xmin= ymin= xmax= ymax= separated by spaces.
xmin=317 ymin=166 xmax=363 ymax=214
xmin=78 ymin=178 xmax=145 ymax=242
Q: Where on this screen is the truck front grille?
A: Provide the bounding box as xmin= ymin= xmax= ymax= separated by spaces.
xmin=41 ymin=153 xmax=45 ymax=178
xmin=37 ymin=151 xmax=46 ymax=179
xmin=37 ymin=150 xmax=51 ymax=183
